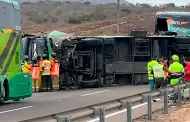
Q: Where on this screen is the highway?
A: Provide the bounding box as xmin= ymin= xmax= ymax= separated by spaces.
xmin=0 ymin=85 xmax=150 ymax=122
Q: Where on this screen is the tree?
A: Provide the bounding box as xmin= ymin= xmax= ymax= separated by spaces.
xmin=166 ymin=3 xmax=175 ymax=8
xmin=84 ymin=1 xmax=91 ymax=5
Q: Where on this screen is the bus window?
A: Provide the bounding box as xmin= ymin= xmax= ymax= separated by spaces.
xmin=155 ymin=18 xmax=168 ymax=33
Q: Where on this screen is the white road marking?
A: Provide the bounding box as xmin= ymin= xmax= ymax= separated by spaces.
xmin=0 ymin=106 xmax=33 ymax=114
xmin=81 ymin=90 xmax=110 ymax=97
xmin=86 ymin=98 xmax=160 ymax=122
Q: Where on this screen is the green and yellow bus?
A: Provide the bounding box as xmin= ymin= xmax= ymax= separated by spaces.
xmin=0 ymin=0 xmax=32 ymax=104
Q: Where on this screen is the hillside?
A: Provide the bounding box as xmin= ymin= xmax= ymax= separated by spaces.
xmin=15 ymin=0 xmax=130 ymax=4
xmin=20 ymin=1 xmax=190 ymax=35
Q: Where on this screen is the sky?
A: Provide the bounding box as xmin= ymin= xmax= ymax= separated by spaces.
xmin=126 ymin=0 xmax=190 ymax=6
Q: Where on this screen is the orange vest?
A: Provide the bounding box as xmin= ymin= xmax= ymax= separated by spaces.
xmin=32 ymin=63 xmax=40 ymax=80
xmin=39 ymin=60 xmax=43 ymax=71
xmin=30 ymin=64 xmax=33 ymax=72
xmin=50 ymin=58 xmax=59 ymax=77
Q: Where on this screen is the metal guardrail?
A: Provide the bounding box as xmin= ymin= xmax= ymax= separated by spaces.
xmin=25 ymin=83 xmax=190 ymax=122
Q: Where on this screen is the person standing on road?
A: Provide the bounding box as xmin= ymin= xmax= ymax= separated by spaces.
xmin=184 ymin=57 xmax=190 ymax=82
xmin=41 ymin=54 xmax=52 ymax=92
xmin=153 ymin=58 xmax=175 ymax=89
xmin=22 ymin=55 xmax=31 ymax=72
xmin=50 ymin=52 xmax=59 ymax=91
xmin=147 ymin=56 xmax=158 ymax=90
xmin=169 ymin=55 xmax=184 ymax=85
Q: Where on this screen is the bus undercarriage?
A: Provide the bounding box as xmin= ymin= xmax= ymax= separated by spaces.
xmin=22 ymin=30 xmax=190 ymax=89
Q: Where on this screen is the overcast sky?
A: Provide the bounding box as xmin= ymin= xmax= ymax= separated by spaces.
xmin=126 ymin=0 xmax=190 ymax=6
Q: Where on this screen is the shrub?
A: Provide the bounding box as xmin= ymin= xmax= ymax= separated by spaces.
xmin=68 ymin=17 xmax=81 ymax=24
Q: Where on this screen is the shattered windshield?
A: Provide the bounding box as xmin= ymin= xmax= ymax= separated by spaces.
xmin=167 ymin=16 xmax=190 ymax=36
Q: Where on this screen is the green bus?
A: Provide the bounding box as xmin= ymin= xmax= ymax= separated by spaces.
xmin=0 ymin=0 xmax=32 ymax=104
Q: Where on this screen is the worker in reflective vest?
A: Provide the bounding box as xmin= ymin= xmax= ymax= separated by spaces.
xmin=50 ymin=52 xmax=59 ymax=91
xmin=37 ymin=56 xmax=43 ymax=91
xmin=41 ymin=54 xmax=52 ymax=92
xmin=169 ymin=55 xmax=184 ymax=85
xmin=153 ymin=58 xmax=175 ymax=89
xmin=147 ymin=56 xmax=158 ymax=90
xmin=31 ymin=56 xmax=40 ymax=92
xmin=22 ymin=55 xmax=31 ymax=72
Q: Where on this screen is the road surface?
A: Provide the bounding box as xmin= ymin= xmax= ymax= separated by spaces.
xmin=0 ymin=85 xmax=149 ymax=122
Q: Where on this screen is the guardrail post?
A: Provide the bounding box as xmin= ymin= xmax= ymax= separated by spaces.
xmin=56 ymin=116 xmax=71 ymax=122
xmin=147 ymin=95 xmax=152 ymax=120
xmin=93 ymin=107 xmax=105 ymax=122
xmin=177 ymin=89 xmax=182 ymax=103
xmin=99 ymin=108 xmax=105 ymax=122
xmin=164 ymin=90 xmax=168 ymax=114
xmin=127 ymin=101 xmax=132 ymax=122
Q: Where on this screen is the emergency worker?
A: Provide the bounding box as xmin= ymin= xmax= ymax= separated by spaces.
xmin=169 ymin=55 xmax=184 ymax=85
xmin=22 ymin=55 xmax=31 ymax=72
xmin=31 ymin=56 xmax=40 ymax=92
xmin=41 ymin=54 xmax=52 ymax=91
xmin=147 ymin=56 xmax=158 ymax=90
xmin=37 ymin=56 xmax=43 ymax=91
xmin=184 ymin=57 xmax=190 ymax=82
xmin=153 ymin=58 xmax=175 ymax=89
xmin=50 ymin=52 xmax=59 ymax=91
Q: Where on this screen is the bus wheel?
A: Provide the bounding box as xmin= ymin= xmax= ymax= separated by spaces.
xmin=0 ymin=86 xmax=6 ymax=104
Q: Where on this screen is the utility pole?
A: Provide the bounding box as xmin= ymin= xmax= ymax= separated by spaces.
xmin=116 ymin=0 xmax=120 ymax=35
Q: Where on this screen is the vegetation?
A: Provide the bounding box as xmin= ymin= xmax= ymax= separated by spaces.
xmin=20 ymin=1 xmax=190 ymax=35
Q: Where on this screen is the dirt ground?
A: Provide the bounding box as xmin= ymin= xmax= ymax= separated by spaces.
xmin=134 ymin=101 xmax=190 ymax=122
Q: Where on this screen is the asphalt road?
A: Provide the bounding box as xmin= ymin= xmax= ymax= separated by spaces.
xmin=0 ymin=85 xmax=150 ymax=122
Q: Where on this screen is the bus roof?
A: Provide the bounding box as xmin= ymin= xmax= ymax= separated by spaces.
xmin=0 ymin=0 xmax=12 ymax=4
xmin=156 ymin=11 xmax=190 ymax=18
xmin=0 ymin=0 xmax=20 ymax=10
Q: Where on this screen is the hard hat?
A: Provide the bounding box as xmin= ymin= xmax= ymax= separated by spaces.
xmin=42 ymin=54 xmax=48 ymax=59
xmin=172 ymin=55 xmax=179 ymax=61
xmin=24 ymin=55 xmax=29 ymax=60
xmin=51 ymin=52 xmax=56 ymax=57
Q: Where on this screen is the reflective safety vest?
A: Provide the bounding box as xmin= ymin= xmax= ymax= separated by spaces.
xmin=41 ymin=60 xmax=51 ymax=75
xmin=153 ymin=64 xmax=164 ymax=78
xmin=50 ymin=58 xmax=59 ymax=77
xmin=32 ymin=63 xmax=40 ymax=80
xmin=147 ymin=60 xmax=159 ymax=80
xmin=169 ymin=62 xmax=184 ymax=85
xmin=22 ymin=61 xmax=31 ymax=72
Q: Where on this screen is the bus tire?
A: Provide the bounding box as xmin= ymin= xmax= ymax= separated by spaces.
xmin=0 ymin=86 xmax=6 ymax=104
xmin=80 ymin=79 xmax=99 ymax=88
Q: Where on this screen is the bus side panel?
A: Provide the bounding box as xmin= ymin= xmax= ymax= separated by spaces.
xmin=8 ymin=73 xmax=32 ymax=99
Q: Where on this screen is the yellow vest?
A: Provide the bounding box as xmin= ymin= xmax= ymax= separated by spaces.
xmin=41 ymin=60 xmax=51 ymax=75
xmin=22 ymin=61 xmax=30 ymax=72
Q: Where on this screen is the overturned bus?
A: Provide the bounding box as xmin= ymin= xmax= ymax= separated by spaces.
xmin=22 ymin=11 xmax=190 ymax=89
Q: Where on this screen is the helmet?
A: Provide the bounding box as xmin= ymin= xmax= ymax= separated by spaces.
xmin=24 ymin=55 xmax=29 ymax=60
xmin=51 ymin=52 xmax=56 ymax=58
xmin=42 ymin=54 xmax=48 ymax=60
xmin=172 ymin=55 xmax=179 ymax=61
